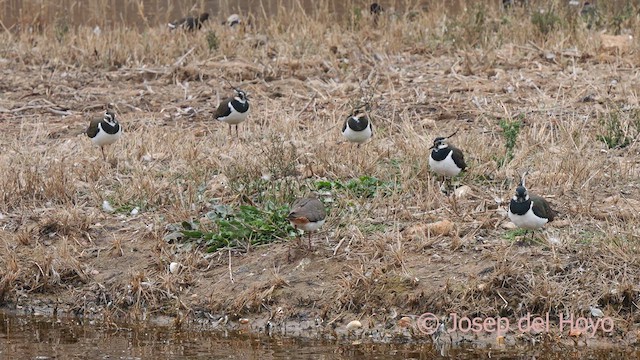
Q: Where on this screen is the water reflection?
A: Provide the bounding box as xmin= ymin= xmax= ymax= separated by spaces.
xmin=0 ymin=311 xmax=638 ymax=359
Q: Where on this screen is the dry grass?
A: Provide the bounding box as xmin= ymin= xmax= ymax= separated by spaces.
xmin=1 ymin=0 xmax=640 ymax=344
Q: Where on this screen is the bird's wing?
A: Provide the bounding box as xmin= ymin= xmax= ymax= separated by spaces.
xmin=213 ymin=98 xmax=232 ymax=119
xmin=531 ymin=195 xmax=555 ymax=222
xmin=451 ymin=146 xmax=467 ymax=170
xmin=86 ymin=119 xmax=101 ymax=138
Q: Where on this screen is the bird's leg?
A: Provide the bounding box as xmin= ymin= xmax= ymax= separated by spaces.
xmin=296 ymin=227 xmax=302 ymax=247
xmin=228 ymin=125 xmax=232 ymax=138
xmin=439 ymin=176 xmax=447 ymax=194
xmin=101 ymin=146 xmax=106 ymax=161
xmin=235 ymin=124 xmax=239 ymax=139
xmin=308 ymin=232 xmax=313 ymax=250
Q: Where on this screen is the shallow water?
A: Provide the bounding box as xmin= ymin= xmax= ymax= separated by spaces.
xmin=0 ymin=311 xmax=638 ymax=359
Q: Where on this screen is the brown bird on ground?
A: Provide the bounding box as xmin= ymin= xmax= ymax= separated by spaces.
xmin=287 ymin=195 xmax=326 ymax=249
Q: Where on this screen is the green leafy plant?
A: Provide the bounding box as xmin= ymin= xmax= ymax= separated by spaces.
xmin=55 ymin=18 xmax=70 ymax=43
xmin=206 ymin=31 xmax=219 ymax=51
xmin=495 ymin=117 xmax=522 ymax=167
xmin=175 ymin=202 xmax=294 ymax=252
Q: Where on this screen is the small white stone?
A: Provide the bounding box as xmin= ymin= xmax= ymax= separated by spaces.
xmin=169 ymin=262 xmax=180 ymax=274
xmin=131 ymin=207 xmax=139 ymax=216
xmin=102 ymin=200 xmax=114 ymax=213
xmin=346 ymin=320 xmax=362 ymax=331
xmin=590 ymin=306 xmax=605 ymax=318
xmin=454 ymin=185 xmax=471 ymax=199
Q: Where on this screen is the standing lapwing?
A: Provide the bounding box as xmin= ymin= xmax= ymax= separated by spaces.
xmin=287 ymin=194 xmax=326 ymax=249
xmin=370 ymin=3 xmax=383 ymax=25
xmin=86 ymin=110 xmax=122 ymax=161
xmin=342 ymin=112 xmax=373 ymax=146
xmin=213 ymin=86 xmax=250 ymax=138
xmin=429 ymin=131 xmax=466 ymax=191
xmin=168 ymin=12 xmax=209 ymax=31
xmin=508 ymin=173 xmax=556 ymax=237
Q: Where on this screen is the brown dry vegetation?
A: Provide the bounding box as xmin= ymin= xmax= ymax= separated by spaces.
xmin=1 ymin=0 xmax=640 ymax=347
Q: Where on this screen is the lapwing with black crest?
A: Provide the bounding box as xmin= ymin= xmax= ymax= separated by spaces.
xmin=168 ymin=12 xmax=209 ymax=31
xmin=342 ymin=111 xmax=373 ymax=147
xmin=370 ymin=2 xmax=383 ymax=15
xmin=287 ymin=194 xmax=326 ymax=249
xmin=508 ymin=172 xmax=556 ymax=237
xmin=429 ymin=131 xmax=467 ymax=191
xmin=86 ymin=110 xmax=122 ymax=161
xmin=213 ymin=84 xmax=250 ymax=138
xmin=370 ymin=3 xmax=383 ymax=25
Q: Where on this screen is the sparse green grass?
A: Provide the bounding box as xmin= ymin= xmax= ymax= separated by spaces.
xmin=502 ymin=228 xmax=528 ymax=241
xmin=531 ymin=8 xmax=561 ymax=36
xmin=596 ymin=108 xmax=640 ymax=149
xmin=315 ymin=176 xmax=396 ymax=199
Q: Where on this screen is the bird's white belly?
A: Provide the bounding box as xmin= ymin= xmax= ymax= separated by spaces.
xmin=92 ymin=125 xmax=122 ymax=147
xmin=343 ymin=125 xmax=372 ymax=144
xmin=508 ymin=207 xmax=548 ymax=230
xmin=429 ymin=152 xmax=461 ymax=177
xmin=218 ymin=107 xmax=249 ymax=125
xmin=293 ymin=219 xmax=325 ymax=232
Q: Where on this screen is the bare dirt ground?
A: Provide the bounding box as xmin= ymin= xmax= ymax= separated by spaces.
xmin=1 ymin=1 xmax=640 ymax=350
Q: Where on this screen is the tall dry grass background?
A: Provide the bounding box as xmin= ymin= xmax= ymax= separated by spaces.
xmin=1 ymin=0 xmax=640 ymax=342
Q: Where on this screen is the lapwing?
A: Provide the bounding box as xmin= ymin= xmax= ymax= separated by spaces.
xmin=213 ymin=87 xmax=250 ymax=138
xmin=370 ymin=2 xmax=384 ymax=15
xmin=168 ymin=12 xmax=209 ymax=31
xmin=508 ymin=174 xmax=556 ymax=236
xmin=370 ymin=3 xmax=383 ymax=25
xmin=225 ymin=14 xmax=241 ymax=27
xmin=86 ymin=110 xmax=122 ymax=161
xmin=287 ymin=194 xmax=326 ymax=249
xmin=342 ymin=112 xmax=373 ymax=147
xmin=429 ymin=131 xmax=466 ymax=191
xmin=502 ymin=0 xmax=526 ymax=9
